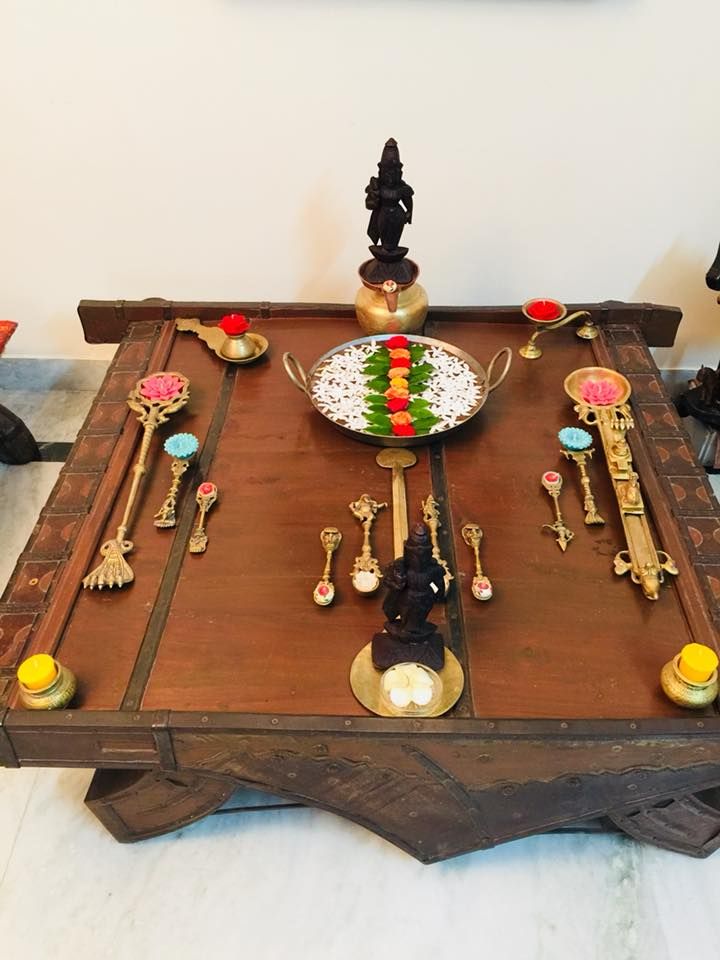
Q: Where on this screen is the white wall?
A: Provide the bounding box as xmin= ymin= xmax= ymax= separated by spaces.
xmin=1 ymin=0 xmax=719 ymax=367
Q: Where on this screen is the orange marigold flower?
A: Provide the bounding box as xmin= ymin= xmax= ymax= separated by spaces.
xmin=390 ymin=411 xmax=413 ymax=427
xmin=388 ymin=348 xmax=411 ymax=361
xmin=384 ymin=386 xmax=410 ymax=400
xmin=386 ymin=366 xmax=410 ymax=380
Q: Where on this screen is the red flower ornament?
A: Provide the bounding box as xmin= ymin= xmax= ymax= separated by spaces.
xmin=386 ymin=397 xmax=409 ymax=413
xmin=392 ymin=423 xmax=416 ymax=437
xmin=219 ymin=314 xmax=250 ymax=336
xmin=386 ymin=335 xmax=409 ymax=350
xmin=525 ymin=299 xmax=563 ymax=322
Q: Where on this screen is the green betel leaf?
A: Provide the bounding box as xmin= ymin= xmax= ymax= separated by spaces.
xmin=408 ymin=398 xmax=431 ymax=413
xmin=363 ymin=359 xmax=391 ymax=374
xmin=368 ymin=376 xmax=389 ymax=393
xmin=409 ymin=380 xmax=428 ymax=394
xmin=366 ymin=394 xmax=389 ymax=409
xmin=409 ymin=344 xmax=425 ymax=362
xmin=366 ymin=412 xmax=392 ymax=428
xmin=366 ymin=424 xmax=392 ymax=436
xmin=408 ymin=362 xmax=434 ymax=381
xmin=412 ymin=413 xmax=440 ymax=430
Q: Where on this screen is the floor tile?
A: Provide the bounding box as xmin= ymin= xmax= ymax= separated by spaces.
xmin=0 ymin=388 xmax=96 ymax=443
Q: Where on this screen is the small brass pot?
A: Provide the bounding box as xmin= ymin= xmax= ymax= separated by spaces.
xmin=660 ymin=655 xmax=718 ymax=709
xmin=18 ymin=660 xmax=77 ymax=710
xmin=355 ymin=260 xmax=428 ymax=335
xmin=220 ymin=333 xmax=257 ymax=361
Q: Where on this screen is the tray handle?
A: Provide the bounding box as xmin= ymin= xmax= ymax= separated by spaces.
xmin=486 ymin=346 xmax=512 ymax=393
xmin=282 ymin=352 xmax=310 ymax=394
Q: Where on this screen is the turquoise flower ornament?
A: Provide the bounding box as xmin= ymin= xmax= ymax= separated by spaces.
xmin=558 ymin=427 xmax=592 ymax=451
xmin=164 ymin=432 xmax=199 ymax=460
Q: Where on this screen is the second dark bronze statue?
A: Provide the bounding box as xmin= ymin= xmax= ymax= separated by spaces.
xmin=372 ymin=523 xmax=447 ymax=671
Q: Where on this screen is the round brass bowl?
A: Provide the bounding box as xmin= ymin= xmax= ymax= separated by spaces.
xmin=349 ymin=643 xmax=464 ymax=718
xmin=660 ymin=655 xmax=719 ymax=710
xmin=563 ymin=366 xmax=631 ymax=406
xmin=283 ymin=333 xmax=512 ymax=448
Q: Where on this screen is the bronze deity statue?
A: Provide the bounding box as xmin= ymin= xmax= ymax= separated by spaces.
xmin=372 ymin=523 xmax=446 ymax=671
xmin=362 ymin=138 xmax=416 ymax=286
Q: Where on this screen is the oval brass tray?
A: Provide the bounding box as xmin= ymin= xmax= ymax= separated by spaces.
xmin=283 ymin=333 xmax=511 ymax=448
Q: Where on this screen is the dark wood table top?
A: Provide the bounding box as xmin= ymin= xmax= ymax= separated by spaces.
xmin=5 ymin=298 xmax=720 ymax=862
xmin=2 ymin=298 xmax=720 ymax=757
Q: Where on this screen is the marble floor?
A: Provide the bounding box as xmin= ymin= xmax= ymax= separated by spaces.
xmin=1 ymin=369 xmax=720 ymax=959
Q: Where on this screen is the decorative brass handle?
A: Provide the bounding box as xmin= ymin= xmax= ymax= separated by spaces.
xmin=282 ymin=352 xmax=310 ymax=394
xmin=486 ymin=347 xmax=513 ymax=393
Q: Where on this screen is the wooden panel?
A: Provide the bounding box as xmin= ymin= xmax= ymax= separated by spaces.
xmin=142 ymin=315 xmax=435 ymax=714
xmin=437 ymin=320 xmax=696 ymax=719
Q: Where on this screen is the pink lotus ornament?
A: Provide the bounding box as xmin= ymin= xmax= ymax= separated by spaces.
xmin=580 ymin=378 xmax=623 ymax=406
xmin=140 ymin=373 xmax=185 ymax=403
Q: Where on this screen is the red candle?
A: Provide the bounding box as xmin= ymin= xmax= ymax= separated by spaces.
xmin=525 ymin=299 xmax=564 ymax=322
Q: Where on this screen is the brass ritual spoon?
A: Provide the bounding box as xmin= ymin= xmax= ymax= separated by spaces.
xmin=314 ymin=527 xmax=342 ymax=606
xmin=422 ymin=494 xmax=453 ymax=592
xmin=461 ymin=523 xmax=493 ymax=601
xmin=349 ymin=494 xmax=386 ymax=594
xmin=541 ymin=471 xmax=574 ymax=552
xmin=188 ymin=482 xmax=218 ymax=554
xmin=375 ymin=449 xmax=417 ymax=558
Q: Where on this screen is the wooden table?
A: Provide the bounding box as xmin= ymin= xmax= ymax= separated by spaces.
xmin=2 ymin=299 xmax=720 ymax=863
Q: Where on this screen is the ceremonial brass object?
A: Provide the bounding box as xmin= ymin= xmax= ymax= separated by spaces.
xmin=176 ymin=317 xmax=269 ymax=365
xmin=349 ymin=642 xmax=464 ymax=718
xmin=17 ymin=660 xmax=77 ymax=711
xmin=421 ymin=494 xmax=453 ymax=591
xmin=83 ymin=373 xmax=190 ymax=589
xmin=283 ymin=335 xmax=512 ymax=449
xmin=461 ymin=523 xmax=493 ymax=601
xmin=561 ymin=447 xmax=605 ymax=526
xmin=375 ymin=448 xmax=417 ymax=556
xmin=355 ymin=264 xmax=428 ymax=336
xmin=189 ymin=483 xmax=217 ymax=554
xmin=349 ymin=494 xmax=386 ymax=594
xmin=660 ymin=655 xmax=719 ymax=709
xmin=519 ymin=299 xmax=595 ymax=360
xmin=541 ymin=472 xmax=574 ymax=552
xmin=565 ymin=367 xmax=678 ymax=600
xmin=154 ymin=458 xmax=191 ymax=529
xmin=314 ymin=527 xmax=342 ymax=606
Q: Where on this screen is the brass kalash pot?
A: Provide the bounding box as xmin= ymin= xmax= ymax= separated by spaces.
xmin=355 ymin=138 xmax=428 ymax=336
xmin=355 ymin=261 xmax=428 ymax=336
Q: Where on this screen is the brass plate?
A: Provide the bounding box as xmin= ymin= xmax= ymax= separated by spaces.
xmin=349 ymin=642 xmax=465 ymax=717
xmin=286 ymin=333 xmax=511 ymax=448
xmin=220 ymin=332 xmax=269 ymax=365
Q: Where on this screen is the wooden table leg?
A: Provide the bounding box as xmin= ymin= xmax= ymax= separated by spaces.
xmin=84 ymin=769 xmax=235 ymax=843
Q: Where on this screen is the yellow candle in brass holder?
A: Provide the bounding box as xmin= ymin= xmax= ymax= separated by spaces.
xmin=564 ymin=367 xmax=678 ymax=600
xmin=661 ymin=643 xmax=719 ymax=709
xmin=519 ymin=298 xmax=595 ymax=360
xmin=83 ymin=372 xmax=190 ymax=590
xmin=17 ymin=654 xmax=76 ymax=710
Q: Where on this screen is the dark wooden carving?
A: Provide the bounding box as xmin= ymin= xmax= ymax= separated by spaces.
xmin=0 ymin=403 xmax=40 ymax=464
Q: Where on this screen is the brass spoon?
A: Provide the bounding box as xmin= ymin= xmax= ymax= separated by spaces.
xmin=541 ymin=471 xmax=574 ymax=552
xmin=314 ymin=527 xmax=342 ymax=606
xmin=422 ymin=494 xmax=453 ymax=592
xmin=461 ymin=523 xmax=493 ymax=601
xmin=349 ymin=495 xmax=386 ymax=594
xmin=189 ymin=482 xmax=217 ymax=554
xmin=375 ymin=449 xmax=417 ymax=558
